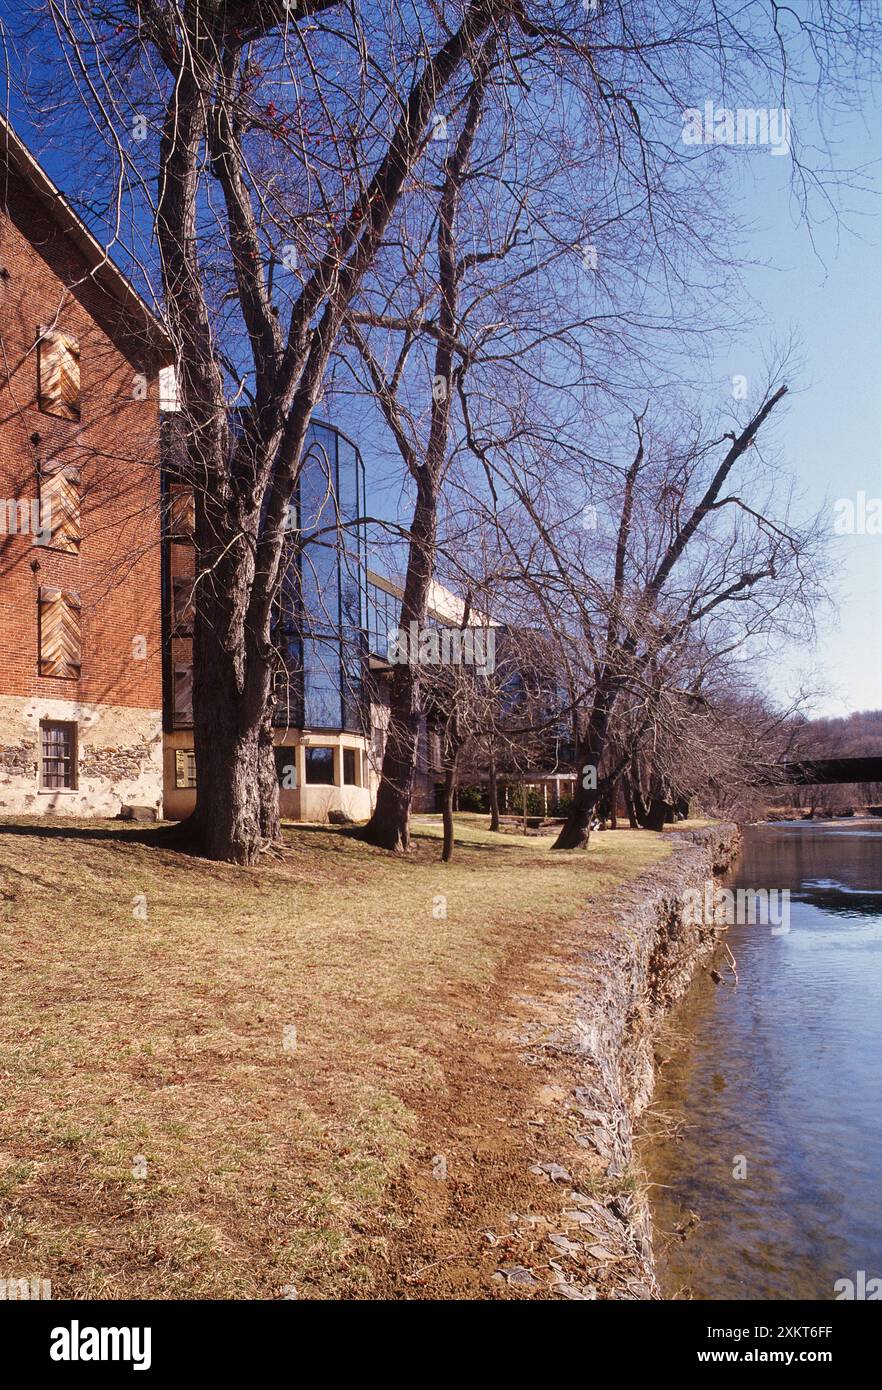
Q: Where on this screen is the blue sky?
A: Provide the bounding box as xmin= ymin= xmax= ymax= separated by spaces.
xmin=716 ymin=109 xmax=882 ymax=718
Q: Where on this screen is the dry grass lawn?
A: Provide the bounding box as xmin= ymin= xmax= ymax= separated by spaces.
xmin=0 ymin=812 xmax=672 ymax=1299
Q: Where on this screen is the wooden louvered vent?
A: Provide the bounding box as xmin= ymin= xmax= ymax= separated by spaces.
xmin=38 ymin=586 xmax=82 ymax=679
xmin=173 ymin=663 xmax=193 ymax=725
xmin=39 ymin=464 xmax=81 ymax=553
xmin=168 ymin=484 xmax=195 ymax=540
xmin=171 ymin=574 xmax=194 ymax=634
xmin=37 ymin=328 xmax=81 ymax=420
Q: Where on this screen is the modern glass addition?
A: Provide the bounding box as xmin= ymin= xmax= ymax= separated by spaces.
xmin=365 ymin=580 xmax=401 ymax=661
xmin=166 ymin=419 xmax=370 ymax=742
xmin=275 ymin=422 xmax=368 ymax=733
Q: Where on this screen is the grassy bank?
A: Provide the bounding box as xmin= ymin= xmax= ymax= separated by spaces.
xmin=0 ymin=813 xmax=672 ymax=1299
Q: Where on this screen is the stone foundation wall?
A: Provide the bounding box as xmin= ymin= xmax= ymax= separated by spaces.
xmin=494 ymin=823 xmax=742 ymax=1299
xmin=0 ymin=695 xmax=162 ymax=817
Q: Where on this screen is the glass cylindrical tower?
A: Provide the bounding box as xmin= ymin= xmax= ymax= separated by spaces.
xmin=274 ymin=421 xmax=368 ymax=733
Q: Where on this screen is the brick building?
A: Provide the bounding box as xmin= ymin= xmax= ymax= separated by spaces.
xmin=0 ymin=115 xmax=170 ymax=816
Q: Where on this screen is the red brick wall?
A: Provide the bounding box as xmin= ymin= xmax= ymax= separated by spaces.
xmin=0 ymin=169 xmax=163 ymax=710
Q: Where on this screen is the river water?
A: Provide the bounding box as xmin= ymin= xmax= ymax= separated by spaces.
xmin=643 ymin=820 xmax=882 ymax=1300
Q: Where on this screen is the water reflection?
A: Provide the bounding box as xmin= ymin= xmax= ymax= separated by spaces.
xmin=642 ymin=822 xmax=882 ymax=1300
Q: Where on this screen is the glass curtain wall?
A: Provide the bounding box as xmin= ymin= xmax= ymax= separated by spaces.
xmin=365 ymin=580 xmax=402 ymax=661
xmin=275 ymin=423 xmax=368 ymax=732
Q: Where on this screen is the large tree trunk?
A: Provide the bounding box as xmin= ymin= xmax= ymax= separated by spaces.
xmin=192 ymin=683 xmax=279 ymax=860
xmin=188 ymin=495 xmax=263 ymax=861
xmin=632 ymin=784 xmax=658 ymax=829
xmin=629 ymin=761 xmax=672 ymax=832
xmin=193 ymin=708 xmax=262 ymax=863
xmin=360 ymin=472 xmax=437 ymax=850
xmin=257 ymin=712 xmax=281 ymax=844
xmin=187 ymin=475 xmax=285 ymax=861
xmin=626 ymin=751 xmax=652 ymax=828
xmin=552 ymin=783 xmax=600 ymax=848
xmin=642 ymin=797 xmax=670 ymax=831
xmin=365 ymin=696 xmax=424 ymax=851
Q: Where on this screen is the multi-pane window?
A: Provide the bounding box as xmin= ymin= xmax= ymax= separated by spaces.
xmin=38 ymin=586 xmax=81 ymax=679
xmin=303 ymin=636 xmax=343 ymax=729
xmin=366 ymin=582 xmax=401 ymax=661
xmin=174 ymin=748 xmax=197 ymax=789
xmin=37 ymin=328 xmax=81 ymax=420
xmin=305 ymin=746 xmax=335 ymax=785
xmin=40 ymin=721 xmax=76 ymax=790
xmin=265 ymin=423 xmax=369 ymax=734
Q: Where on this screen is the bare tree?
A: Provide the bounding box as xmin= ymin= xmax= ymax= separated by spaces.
xmin=420 ymin=607 xmax=563 ymax=859
xmin=447 ymin=371 xmax=828 ymax=847
xmin=612 ymin=648 xmax=813 ymax=827
xmin=544 ymin=387 xmax=826 ymax=848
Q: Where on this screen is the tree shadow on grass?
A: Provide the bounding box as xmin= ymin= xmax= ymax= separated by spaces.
xmin=0 ymin=815 xmax=550 ymax=867
xmin=0 ymin=817 xmax=204 ymax=858
xmin=0 ymin=817 xmax=369 ymax=870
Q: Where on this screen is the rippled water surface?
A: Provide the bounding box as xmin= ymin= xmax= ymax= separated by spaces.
xmin=643 ymin=821 xmax=882 ymax=1300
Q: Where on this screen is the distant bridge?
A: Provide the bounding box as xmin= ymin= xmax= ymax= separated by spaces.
xmin=763 ymin=757 xmax=882 ymax=786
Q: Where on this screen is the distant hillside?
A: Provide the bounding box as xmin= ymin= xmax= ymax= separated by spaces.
xmin=794 ymin=709 xmax=882 ymax=758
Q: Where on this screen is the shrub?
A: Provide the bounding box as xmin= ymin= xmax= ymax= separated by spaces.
xmin=457 ymin=785 xmax=487 ymax=813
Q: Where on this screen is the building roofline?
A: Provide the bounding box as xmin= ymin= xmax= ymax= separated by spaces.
xmin=307 ymin=417 xmax=365 ymax=462
xmin=365 ymin=566 xmax=497 ymax=628
xmin=0 ymin=113 xmax=172 ymax=355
